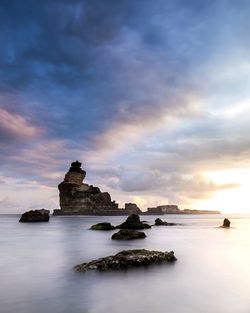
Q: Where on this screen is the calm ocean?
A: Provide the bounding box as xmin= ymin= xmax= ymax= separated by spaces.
xmin=0 ymin=214 xmax=250 ymax=313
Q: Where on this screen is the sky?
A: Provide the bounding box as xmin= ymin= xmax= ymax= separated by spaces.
xmin=1 ymin=0 xmax=250 ymax=213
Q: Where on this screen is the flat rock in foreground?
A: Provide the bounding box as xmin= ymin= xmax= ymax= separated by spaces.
xmin=74 ymin=249 xmax=177 ymax=272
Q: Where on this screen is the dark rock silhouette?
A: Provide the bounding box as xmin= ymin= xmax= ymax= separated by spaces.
xmin=68 ymin=161 xmax=86 ymax=175
xmin=74 ymin=249 xmax=177 ymax=271
xmin=116 ymin=214 xmax=151 ymax=230
xmin=19 ymin=209 xmax=50 ymax=223
xmin=112 ymin=229 xmax=146 ymax=240
xmin=220 ymin=218 xmax=231 ymax=228
xmin=53 ymin=161 xmax=119 ymax=215
xmin=154 ymin=218 xmax=177 ymax=226
xmin=146 ymin=205 xmax=180 ymax=215
xmin=124 ymin=203 xmax=142 ymax=214
xmin=143 ymin=205 xmax=220 ymax=215
xmin=90 ymin=222 xmax=115 ymax=230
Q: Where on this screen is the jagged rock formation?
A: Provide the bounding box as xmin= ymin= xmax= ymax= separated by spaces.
xmin=74 ymin=249 xmax=177 ymax=271
xmin=112 ymin=229 xmax=146 ymax=240
xmin=19 ymin=209 xmax=50 ymax=223
xmin=116 ymin=214 xmax=151 ymax=229
xmin=53 ymin=161 xmax=120 ymax=215
xmin=90 ymin=222 xmax=115 ymax=230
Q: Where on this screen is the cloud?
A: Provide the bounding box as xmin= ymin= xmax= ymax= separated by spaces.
xmin=1 ymin=0 xmax=250 ymax=211
xmin=0 ymin=108 xmax=40 ymax=141
xmin=0 ymin=196 xmax=13 ymax=210
xmin=104 ymin=166 xmax=240 ymax=203
xmin=164 ymin=174 xmax=240 ymax=201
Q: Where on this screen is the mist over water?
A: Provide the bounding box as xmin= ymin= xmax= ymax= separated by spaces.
xmin=1 ymin=214 xmax=250 ymax=313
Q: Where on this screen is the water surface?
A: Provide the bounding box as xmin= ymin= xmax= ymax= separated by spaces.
xmin=0 ymin=214 xmax=250 ymax=313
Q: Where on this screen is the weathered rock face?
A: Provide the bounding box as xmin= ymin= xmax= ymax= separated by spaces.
xmin=19 ymin=209 xmax=50 ymax=223
xmin=117 ymin=214 xmax=151 ymax=229
xmin=154 ymin=218 xmax=177 ymax=226
xmin=146 ymin=205 xmax=180 ymax=215
xmin=221 ymin=218 xmax=231 ymax=228
xmin=74 ymin=249 xmax=177 ymax=272
xmin=90 ymin=222 xmax=115 ymax=230
xmin=112 ymin=229 xmax=146 ymax=240
xmin=53 ymin=161 xmax=119 ymax=215
xmin=124 ymin=203 xmax=142 ymax=214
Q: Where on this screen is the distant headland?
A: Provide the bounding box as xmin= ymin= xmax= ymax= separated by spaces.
xmin=53 ymin=161 xmax=220 ymax=216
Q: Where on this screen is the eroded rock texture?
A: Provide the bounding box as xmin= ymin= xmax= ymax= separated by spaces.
xmin=74 ymin=249 xmax=177 ymax=272
xmin=53 ymin=161 xmax=119 ymax=215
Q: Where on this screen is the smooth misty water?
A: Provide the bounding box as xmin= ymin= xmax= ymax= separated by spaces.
xmin=1 ymin=214 xmax=250 ymax=313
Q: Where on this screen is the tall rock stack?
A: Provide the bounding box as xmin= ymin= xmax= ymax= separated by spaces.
xmin=64 ymin=161 xmax=86 ymax=184
xmin=53 ymin=161 xmax=119 ymax=215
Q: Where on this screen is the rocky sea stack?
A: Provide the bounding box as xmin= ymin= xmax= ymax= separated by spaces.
xmin=53 ymin=161 xmax=120 ymax=215
xmin=74 ymin=249 xmax=177 ymax=272
xmin=19 ymin=209 xmax=50 ymax=223
xmin=112 ymin=229 xmax=146 ymax=240
xmin=117 ymin=214 xmax=151 ymax=230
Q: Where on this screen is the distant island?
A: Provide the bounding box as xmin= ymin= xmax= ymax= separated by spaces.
xmin=144 ymin=205 xmax=220 ymax=215
xmin=53 ymin=161 xmax=220 ymax=216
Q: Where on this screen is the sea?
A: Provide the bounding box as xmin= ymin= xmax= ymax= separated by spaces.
xmin=0 ymin=214 xmax=250 ymax=313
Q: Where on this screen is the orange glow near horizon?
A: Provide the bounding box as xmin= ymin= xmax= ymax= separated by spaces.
xmin=198 ymin=168 xmax=250 ymax=213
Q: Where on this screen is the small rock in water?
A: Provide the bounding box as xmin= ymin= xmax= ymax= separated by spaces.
xmin=116 ymin=214 xmax=151 ymax=230
xmin=112 ymin=229 xmax=146 ymax=240
xmin=220 ymin=218 xmax=231 ymax=228
xmin=154 ymin=218 xmax=177 ymax=226
xmin=19 ymin=209 xmax=50 ymax=223
xmin=74 ymin=249 xmax=177 ymax=272
xmin=90 ymin=222 xmax=115 ymax=230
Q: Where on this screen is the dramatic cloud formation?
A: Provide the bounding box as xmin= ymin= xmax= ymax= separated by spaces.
xmin=1 ymin=0 xmax=250 ymax=212
xmin=0 ymin=107 xmax=40 ymax=140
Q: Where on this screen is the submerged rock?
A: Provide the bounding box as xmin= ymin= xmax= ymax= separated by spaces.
xmin=220 ymin=218 xmax=231 ymax=228
xmin=116 ymin=214 xmax=151 ymax=230
xmin=154 ymin=218 xmax=177 ymax=226
xmin=112 ymin=229 xmax=146 ymax=240
xmin=74 ymin=249 xmax=177 ymax=272
xmin=19 ymin=209 xmax=50 ymax=223
xmin=90 ymin=222 xmax=115 ymax=230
